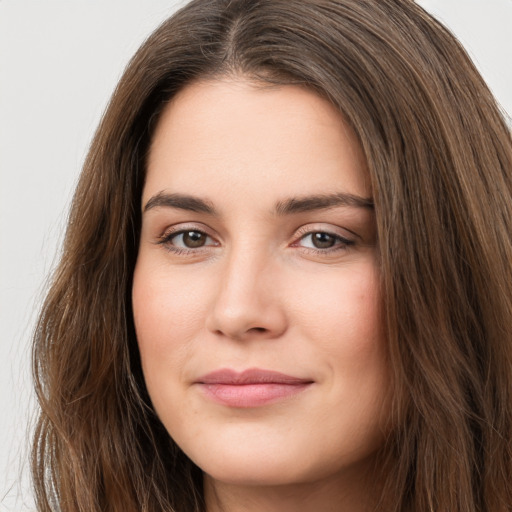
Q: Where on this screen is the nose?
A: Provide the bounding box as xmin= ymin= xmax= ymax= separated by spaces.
xmin=205 ymin=246 xmax=288 ymax=341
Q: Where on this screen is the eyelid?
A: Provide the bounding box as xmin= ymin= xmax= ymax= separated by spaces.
xmin=153 ymin=222 xmax=359 ymax=256
xmin=292 ymin=223 xmax=356 ymax=242
xmin=156 ymin=223 xmax=220 ymax=248
xmin=289 ymin=224 xmax=356 ymax=252
xmin=158 ymin=222 xmax=215 ymax=237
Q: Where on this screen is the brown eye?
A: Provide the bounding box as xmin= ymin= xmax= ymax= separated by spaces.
xmin=296 ymin=231 xmax=354 ymax=251
xmin=181 ymin=230 xmax=207 ymax=248
xmin=164 ymin=230 xmax=215 ymax=249
xmin=311 ymin=232 xmax=336 ymax=249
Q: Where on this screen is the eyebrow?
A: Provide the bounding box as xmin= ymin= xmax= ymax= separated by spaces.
xmin=274 ymin=193 xmax=374 ymax=215
xmin=143 ymin=191 xmax=374 ymax=215
xmin=143 ymin=192 xmax=217 ymax=215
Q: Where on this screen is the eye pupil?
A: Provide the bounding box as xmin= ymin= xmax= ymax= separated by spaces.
xmin=312 ymin=232 xmax=335 ymax=248
xmin=183 ymin=231 xmax=206 ymax=248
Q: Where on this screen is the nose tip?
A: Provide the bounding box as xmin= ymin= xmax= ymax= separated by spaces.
xmin=207 ymin=308 xmax=284 ymax=341
xmin=205 ymin=260 xmax=288 ymax=341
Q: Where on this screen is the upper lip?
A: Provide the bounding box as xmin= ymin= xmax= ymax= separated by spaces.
xmin=197 ymin=368 xmax=313 ymax=385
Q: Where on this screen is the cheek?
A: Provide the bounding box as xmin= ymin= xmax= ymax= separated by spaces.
xmin=335 ymin=264 xmax=386 ymax=390
xmin=295 ymin=260 xmax=382 ymax=351
xmin=295 ymin=261 xmax=388 ymax=417
xmin=131 ymin=259 xmax=207 ymax=389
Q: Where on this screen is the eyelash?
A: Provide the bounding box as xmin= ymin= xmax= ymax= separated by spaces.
xmin=156 ymin=226 xmax=355 ymax=256
xmin=156 ymin=227 xmax=217 ymax=255
xmin=291 ymin=228 xmax=355 ymax=254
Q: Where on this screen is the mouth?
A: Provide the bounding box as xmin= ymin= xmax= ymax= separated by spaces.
xmin=196 ymin=368 xmax=314 ymax=408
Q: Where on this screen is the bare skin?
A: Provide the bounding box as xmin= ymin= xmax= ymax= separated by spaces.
xmin=133 ymin=78 xmax=390 ymax=512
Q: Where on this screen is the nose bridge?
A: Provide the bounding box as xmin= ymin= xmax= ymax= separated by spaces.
xmin=217 ymin=239 xmax=271 ymax=316
xmin=207 ymin=238 xmax=286 ymax=339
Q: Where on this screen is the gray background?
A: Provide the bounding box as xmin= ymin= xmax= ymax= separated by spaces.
xmin=1 ymin=1 xmax=511 ymax=510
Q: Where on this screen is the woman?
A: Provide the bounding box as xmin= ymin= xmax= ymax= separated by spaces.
xmin=31 ymin=0 xmax=512 ymax=511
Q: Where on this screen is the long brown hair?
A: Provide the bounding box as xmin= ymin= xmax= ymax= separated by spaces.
xmin=32 ymin=1 xmax=512 ymax=511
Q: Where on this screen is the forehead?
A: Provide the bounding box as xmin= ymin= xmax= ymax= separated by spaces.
xmin=144 ymin=78 xmax=370 ymax=206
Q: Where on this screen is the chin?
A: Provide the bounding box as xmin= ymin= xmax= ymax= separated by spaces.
xmin=201 ymin=459 xmax=317 ymax=488
xmin=184 ymin=434 xmax=380 ymax=489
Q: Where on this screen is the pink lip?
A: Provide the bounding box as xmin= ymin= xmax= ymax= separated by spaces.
xmin=196 ymin=368 xmax=313 ymax=408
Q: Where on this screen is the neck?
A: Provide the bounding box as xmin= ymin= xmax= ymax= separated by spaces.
xmin=204 ymin=463 xmax=378 ymax=512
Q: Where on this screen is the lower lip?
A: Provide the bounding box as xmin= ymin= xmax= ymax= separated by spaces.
xmin=199 ymin=383 xmax=311 ymax=407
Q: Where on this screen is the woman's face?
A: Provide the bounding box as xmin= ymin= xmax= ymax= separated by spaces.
xmin=133 ymin=79 xmax=389 ymax=490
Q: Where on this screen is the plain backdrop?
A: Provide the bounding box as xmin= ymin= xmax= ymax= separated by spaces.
xmin=0 ymin=1 xmax=511 ymax=510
